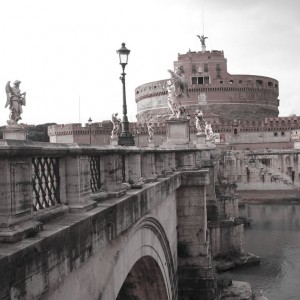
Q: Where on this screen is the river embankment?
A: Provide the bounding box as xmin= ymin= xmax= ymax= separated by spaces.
xmin=238 ymin=190 xmax=300 ymax=204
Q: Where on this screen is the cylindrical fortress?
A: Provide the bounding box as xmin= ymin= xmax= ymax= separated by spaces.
xmin=135 ymin=50 xmax=279 ymax=123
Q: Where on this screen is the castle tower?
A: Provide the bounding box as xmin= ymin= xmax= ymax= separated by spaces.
xmin=135 ymin=45 xmax=279 ymax=123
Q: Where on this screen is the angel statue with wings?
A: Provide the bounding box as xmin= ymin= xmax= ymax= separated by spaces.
xmin=147 ymin=122 xmax=154 ymax=142
xmin=5 ymin=80 xmax=26 ymax=125
xmin=111 ymin=112 xmax=121 ymax=139
xmin=195 ymin=110 xmax=206 ymax=135
xmin=197 ymin=34 xmax=208 ymax=47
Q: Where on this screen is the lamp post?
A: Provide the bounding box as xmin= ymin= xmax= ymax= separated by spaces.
xmin=88 ymin=117 xmax=92 ymax=145
xmin=187 ymin=113 xmax=191 ymax=142
xmin=136 ymin=130 xmax=140 ymax=146
xmin=116 ymin=42 xmax=135 ymax=146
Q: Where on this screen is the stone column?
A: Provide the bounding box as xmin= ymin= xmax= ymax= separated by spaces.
xmin=177 ymin=170 xmax=216 ymax=300
xmin=0 ymin=158 xmax=42 ymax=242
xmin=141 ymin=152 xmax=158 ymax=182
xmin=127 ymin=153 xmax=143 ymax=188
xmin=101 ymin=153 xmax=126 ymax=197
xmin=65 ymin=155 xmax=97 ymax=212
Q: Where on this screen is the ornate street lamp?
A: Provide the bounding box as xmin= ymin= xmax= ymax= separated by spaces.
xmin=187 ymin=113 xmax=191 ymax=142
xmin=88 ymin=117 xmax=92 ymax=145
xmin=116 ymin=42 xmax=135 ymax=146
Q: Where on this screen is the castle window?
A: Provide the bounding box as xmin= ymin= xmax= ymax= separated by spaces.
xmin=281 ymin=132 xmax=285 ymax=136
xmin=274 ymin=132 xmax=278 ymax=136
xmin=256 ymin=80 xmax=263 ymax=86
xmin=191 ymin=76 xmax=210 ymax=85
xmin=234 ymin=128 xmax=238 ymax=135
xmin=220 ymin=81 xmax=223 ymax=84
xmin=275 ymin=84 xmax=278 ymax=88
xmin=192 ymin=65 xmax=197 ymax=73
xmin=216 ymin=64 xmax=221 ymax=71
xmin=268 ymin=82 xmax=273 ymax=87
xmin=204 ymin=64 xmax=208 ymax=72
xmin=239 ymin=80 xmax=243 ymax=84
xmin=229 ymin=80 xmax=234 ymax=84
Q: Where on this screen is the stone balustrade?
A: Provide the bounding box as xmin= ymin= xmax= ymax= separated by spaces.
xmin=0 ymin=140 xmax=210 ymax=243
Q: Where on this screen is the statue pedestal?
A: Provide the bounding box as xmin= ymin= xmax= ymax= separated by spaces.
xmin=162 ymin=119 xmax=192 ymax=148
xmin=148 ymin=141 xmax=155 ymax=148
xmin=193 ymin=133 xmax=206 ymax=146
xmin=3 ymin=127 xmax=27 ymax=141
xmin=110 ymin=137 xmax=118 ymax=146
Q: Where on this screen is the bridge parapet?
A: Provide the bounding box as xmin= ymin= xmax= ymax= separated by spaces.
xmin=0 ymin=139 xmax=217 ymax=300
xmin=0 ymin=140 xmax=211 ymax=243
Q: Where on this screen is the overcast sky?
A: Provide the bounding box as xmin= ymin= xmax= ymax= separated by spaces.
xmin=0 ymin=0 xmax=299 ymax=126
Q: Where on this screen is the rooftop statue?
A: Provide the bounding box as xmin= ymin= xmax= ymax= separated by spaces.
xmin=111 ymin=112 xmax=121 ymax=138
xmin=195 ymin=110 xmax=206 ymax=134
xmin=5 ymin=80 xmax=26 ymax=126
xmin=197 ymin=34 xmax=208 ymax=46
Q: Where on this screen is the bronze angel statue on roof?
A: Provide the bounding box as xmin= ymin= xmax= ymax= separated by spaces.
xmin=197 ymin=34 xmax=208 ymax=47
xmin=5 ymin=80 xmax=26 ymax=125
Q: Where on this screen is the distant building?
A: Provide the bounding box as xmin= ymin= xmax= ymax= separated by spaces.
xmin=135 ymin=49 xmax=279 ymax=123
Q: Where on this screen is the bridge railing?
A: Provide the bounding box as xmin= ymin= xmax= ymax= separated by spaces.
xmin=32 ymin=156 xmax=61 ymax=211
xmin=0 ymin=140 xmax=209 ymax=243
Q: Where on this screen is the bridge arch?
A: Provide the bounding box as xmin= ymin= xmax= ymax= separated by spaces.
xmin=116 ymin=255 xmax=168 ymax=300
xmin=101 ymin=216 xmax=177 ymax=300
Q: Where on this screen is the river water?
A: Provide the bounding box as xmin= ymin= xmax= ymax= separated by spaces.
xmin=229 ymin=204 xmax=300 ymax=300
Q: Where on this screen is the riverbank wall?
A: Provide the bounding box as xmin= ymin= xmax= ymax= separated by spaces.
xmin=221 ymin=149 xmax=300 ymax=194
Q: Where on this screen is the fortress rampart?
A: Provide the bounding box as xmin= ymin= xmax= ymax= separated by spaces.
xmin=47 ymin=115 xmax=300 ymax=149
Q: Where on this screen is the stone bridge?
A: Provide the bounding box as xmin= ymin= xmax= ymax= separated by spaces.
xmin=0 ymin=141 xmax=219 ymax=300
